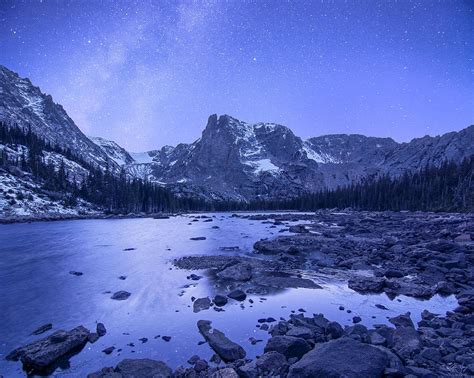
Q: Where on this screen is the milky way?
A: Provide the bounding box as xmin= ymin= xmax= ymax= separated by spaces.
xmin=1 ymin=0 xmax=473 ymax=150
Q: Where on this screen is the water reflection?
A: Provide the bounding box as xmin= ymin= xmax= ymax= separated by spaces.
xmin=0 ymin=214 xmax=458 ymax=377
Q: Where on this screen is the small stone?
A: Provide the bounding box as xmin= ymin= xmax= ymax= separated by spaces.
xmin=111 ymin=291 xmax=131 ymax=300
xmin=102 ymin=346 xmax=115 ymax=355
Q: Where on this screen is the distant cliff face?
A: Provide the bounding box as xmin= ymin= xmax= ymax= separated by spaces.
xmin=104 ymin=114 xmax=472 ymax=201
xmin=1 ymin=65 xmax=473 ymax=202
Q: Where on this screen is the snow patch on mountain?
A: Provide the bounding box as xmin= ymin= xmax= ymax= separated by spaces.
xmin=130 ymin=151 xmax=155 ymax=164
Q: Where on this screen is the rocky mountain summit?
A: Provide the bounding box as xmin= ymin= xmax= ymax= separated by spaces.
xmin=1 ymin=64 xmax=473 ymax=209
xmin=95 ymin=114 xmax=473 ymax=201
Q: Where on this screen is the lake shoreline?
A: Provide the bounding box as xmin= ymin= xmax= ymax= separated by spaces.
xmin=2 ymin=211 xmax=472 ymax=377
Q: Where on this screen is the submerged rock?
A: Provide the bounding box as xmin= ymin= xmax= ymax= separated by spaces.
xmin=193 ymin=297 xmax=212 ymax=313
xmin=111 ymin=291 xmax=131 ymax=300
xmin=197 ymin=320 xmax=246 ymax=362
xmin=31 ymin=323 xmax=53 ymax=335
xmin=96 ymin=323 xmax=106 ymax=337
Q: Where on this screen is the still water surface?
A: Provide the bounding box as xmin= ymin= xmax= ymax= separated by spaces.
xmin=0 ymin=214 xmax=457 ymax=377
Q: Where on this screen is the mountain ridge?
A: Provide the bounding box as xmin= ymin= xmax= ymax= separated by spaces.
xmin=1 ymin=65 xmax=473 ymax=204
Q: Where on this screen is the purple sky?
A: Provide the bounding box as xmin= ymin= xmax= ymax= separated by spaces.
xmin=1 ymin=0 xmax=473 ymax=151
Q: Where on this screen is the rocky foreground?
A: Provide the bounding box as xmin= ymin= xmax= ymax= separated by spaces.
xmin=4 ymin=211 xmax=474 ymax=377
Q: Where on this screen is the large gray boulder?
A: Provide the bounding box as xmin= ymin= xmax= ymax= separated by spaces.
xmin=264 ymin=335 xmax=311 ymax=359
xmin=7 ymin=326 xmax=90 ymax=373
xmin=288 ymin=338 xmax=392 ymax=378
xmin=197 ymin=320 xmax=246 ymax=362
xmin=88 ymin=358 xmax=173 ymax=377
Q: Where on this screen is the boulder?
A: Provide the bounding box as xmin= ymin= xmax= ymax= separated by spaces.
xmin=209 ymin=368 xmax=239 ymax=378
xmin=264 ymin=336 xmax=311 ymax=359
xmin=111 ymin=291 xmax=131 ymax=300
xmin=389 ymin=312 xmax=414 ymax=328
xmin=7 ymin=326 xmax=90 ymax=373
xmin=348 ymin=277 xmax=385 ymax=293
xmin=193 ymin=297 xmax=211 ymax=313
xmin=88 ymin=358 xmax=172 ymax=377
xmin=217 ymin=263 xmax=252 ymax=281
xmin=197 ymin=320 xmax=246 ymax=362
xmin=213 ymin=295 xmax=228 ymax=307
xmin=389 ymin=326 xmax=422 ymax=361
xmin=286 ymin=326 xmax=313 ymax=339
xmin=227 ymin=289 xmax=246 ymax=301
xmin=96 ymin=323 xmax=106 ymax=337
xmin=288 ymin=338 xmax=392 ymax=378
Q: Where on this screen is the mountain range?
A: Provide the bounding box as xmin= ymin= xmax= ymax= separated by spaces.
xmin=1 ymin=64 xmax=473 ymax=215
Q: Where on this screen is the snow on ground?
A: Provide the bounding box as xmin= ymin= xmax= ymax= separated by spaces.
xmin=0 ymin=170 xmax=98 ymax=219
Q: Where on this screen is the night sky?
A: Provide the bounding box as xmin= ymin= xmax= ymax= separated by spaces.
xmin=1 ymin=1 xmax=473 ymax=151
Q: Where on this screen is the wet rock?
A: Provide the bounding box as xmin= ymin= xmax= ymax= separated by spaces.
xmin=325 ymin=321 xmax=344 ymax=340
xmin=389 ymin=326 xmax=422 ymax=361
xmin=286 ymin=326 xmax=313 ymax=339
xmin=162 ymin=336 xmax=171 ymax=342
xmin=193 ymin=297 xmax=212 ymax=313
xmin=288 ymin=338 xmax=393 ymax=378
xmin=353 ymin=316 xmax=362 ymax=324
xmin=31 ymin=323 xmax=52 ymax=335
xmin=369 ymin=331 xmax=386 ymax=346
xmin=227 ymin=289 xmax=246 ymax=301
xmin=88 ymin=333 xmax=99 ymax=343
xmin=194 ymin=359 xmax=208 ymax=372
xmin=102 ymin=346 xmax=115 ymax=355
xmin=348 ymin=277 xmax=385 ymax=293
xmin=111 ymin=291 xmax=131 ymax=300
xmin=88 ymin=358 xmax=173 ymax=377
xmin=6 ymin=326 xmax=90 ymax=373
xmin=187 ymin=274 xmax=202 ymax=281
xmin=69 ymin=271 xmax=83 ymax=276
xmin=96 ymin=323 xmax=106 ymax=337
xmin=197 ymin=320 xmax=246 ymax=362
xmin=219 ymin=246 xmax=240 ymax=251
xmin=216 ymin=262 xmax=252 ymax=281
xmin=389 ymin=312 xmax=414 ymax=328
xmin=213 ymin=295 xmax=228 ymax=307
xmin=264 ymin=335 xmax=311 ymax=359
xmin=209 ymin=368 xmax=239 ymax=378
xmin=187 ymin=355 xmax=200 ymax=365
xmin=118 ymin=276 xmax=127 ymax=280
xmin=239 ymin=351 xmax=288 ymax=378
xmin=253 ymin=275 xmax=322 ymax=289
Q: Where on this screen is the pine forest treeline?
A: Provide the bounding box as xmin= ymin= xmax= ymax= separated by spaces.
xmin=0 ymin=122 xmax=209 ymax=213
xmin=1 ymin=121 xmax=472 ymax=214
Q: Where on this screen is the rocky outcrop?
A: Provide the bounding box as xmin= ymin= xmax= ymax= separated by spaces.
xmin=88 ymin=358 xmax=173 ymax=377
xmin=6 ymin=326 xmax=90 ymax=374
xmin=197 ymin=320 xmax=246 ymax=362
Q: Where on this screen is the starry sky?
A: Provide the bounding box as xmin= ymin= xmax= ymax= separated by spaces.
xmin=1 ymin=0 xmax=473 ymax=151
